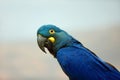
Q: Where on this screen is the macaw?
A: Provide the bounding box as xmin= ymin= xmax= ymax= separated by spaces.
xmin=37 ymin=24 xmax=120 ymax=80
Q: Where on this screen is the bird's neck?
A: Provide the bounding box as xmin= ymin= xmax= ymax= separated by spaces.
xmin=53 ymin=32 xmax=81 ymax=57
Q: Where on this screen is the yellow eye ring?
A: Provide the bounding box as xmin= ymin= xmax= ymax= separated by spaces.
xmin=49 ymin=29 xmax=55 ymax=34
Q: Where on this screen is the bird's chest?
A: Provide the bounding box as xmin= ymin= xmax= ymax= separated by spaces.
xmin=56 ymin=48 xmax=90 ymax=79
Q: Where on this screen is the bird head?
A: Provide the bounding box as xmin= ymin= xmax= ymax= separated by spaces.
xmin=37 ymin=24 xmax=74 ymax=57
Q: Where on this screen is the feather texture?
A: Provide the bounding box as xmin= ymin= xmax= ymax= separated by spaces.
xmin=57 ymin=43 xmax=120 ymax=80
xmin=37 ymin=25 xmax=120 ymax=80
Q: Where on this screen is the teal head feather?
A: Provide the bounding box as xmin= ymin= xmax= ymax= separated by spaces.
xmin=37 ymin=24 xmax=79 ymax=57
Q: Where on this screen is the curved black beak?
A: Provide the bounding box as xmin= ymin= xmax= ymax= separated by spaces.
xmin=37 ymin=34 xmax=47 ymax=53
xmin=37 ymin=34 xmax=54 ymax=55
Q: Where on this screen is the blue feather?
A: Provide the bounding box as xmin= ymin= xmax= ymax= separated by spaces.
xmin=56 ymin=43 xmax=120 ymax=80
xmin=37 ymin=25 xmax=120 ymax=80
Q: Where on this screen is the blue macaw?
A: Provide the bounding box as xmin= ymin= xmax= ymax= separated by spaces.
xmin=37 ymin=24 xmax=120 ymax=80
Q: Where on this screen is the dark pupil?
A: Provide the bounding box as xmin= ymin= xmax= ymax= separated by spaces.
xmin=51 ymin=30 xmax=53 ymax=32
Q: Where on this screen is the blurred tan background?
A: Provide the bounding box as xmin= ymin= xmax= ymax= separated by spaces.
xmin=0 ymin=0 xmax=120 ymax=80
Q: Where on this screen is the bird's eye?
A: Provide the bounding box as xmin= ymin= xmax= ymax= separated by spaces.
xmin=49 ymin=29 xmax=55 ymax=34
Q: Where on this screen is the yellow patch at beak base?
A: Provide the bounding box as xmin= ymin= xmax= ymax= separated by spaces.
xmin=48 ymin=37 xmax=55 ymax=43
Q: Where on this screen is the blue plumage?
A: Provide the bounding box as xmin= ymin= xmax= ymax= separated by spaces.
xmin=37 ymin=24 xmax=120 ymax=80
xmin=57 ymin=43 xmax=120 ymax=80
